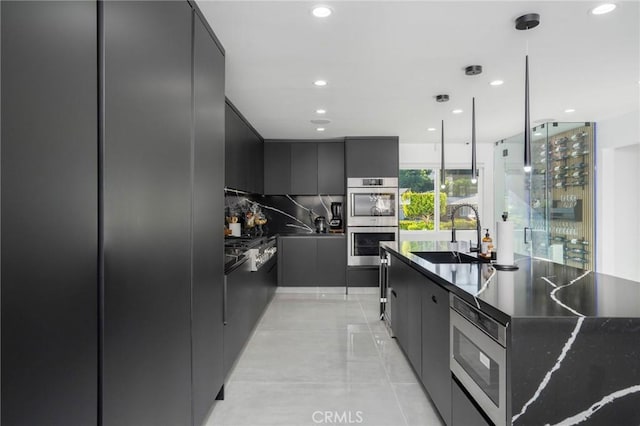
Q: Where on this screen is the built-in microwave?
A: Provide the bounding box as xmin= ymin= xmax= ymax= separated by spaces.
xmin=450 ymin=294 xmax=507 ymax=426
xmin=347 ymin=177 xmax=398 ymax=227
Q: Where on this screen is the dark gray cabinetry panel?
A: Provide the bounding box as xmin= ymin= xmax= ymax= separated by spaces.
xmin=264 ymin=142 xmax=291 ymax=194
xmin=280 ymin=237 xmax=317 ymax=285
xmin=225 ymin=101 xmax=263 ymax=194
xmin=192 ymin=12 xmax=225 ymax=425
xmin=247 ymin=125 xmax=264 ymax=194
xmin=291 ymin=143 xmax=318 ymax=195
xmin=224 ymin=260 xmax=252 ymax=375
xmin=422 ymin=278 xmax=451 ymax=425
xmin=317 ymin=237 xmax=347 ymax=285
xmin=452 ymin=377 xmax=491 ymax=426
xmin=1 ymin=2 xmax=98 ymax=424
xmin=345 ymin=137 xmax=399 ymax=178
xmin=225 ymin=104 xmax=247 ymax=191
xmin=389 ymin=255 xmax=408 ymax=348
xmin=102 ymin=2 xmax=193 ymax=425
xmin=318 ymin=142 xmax=345 ymax=195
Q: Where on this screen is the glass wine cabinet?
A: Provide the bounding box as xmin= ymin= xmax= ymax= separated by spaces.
xmin=494 ymin=122 xmax=595 ymax=270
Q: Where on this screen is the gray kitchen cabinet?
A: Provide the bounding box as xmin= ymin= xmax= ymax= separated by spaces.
xmin=264 ymin=142 xmax=292 ymax=194
xmin=291 ymin=143 xmax=318 ymax=195
xmin=102 ymin=2 xmax=193 ymax=424
xmin=280 ymin=237 xmax=318 ymax=285
xmin=264 ymin=139 xmax=346 ymax=195
xmin=452 ymin=377 xmax=491 ymax=426
xmin=390 ymin=254 xmax=421 ymax=372
xmin=389 ymin=255 xmax=408 ymax=349
xmin=226 ymin=100 xmax=264 ymax=194
xmin=422 ymin=277 xmax=452 ymax=425
xmin=279 ymin=236 xmax=346 ymax=286
xmin=345 ymin=136 xmax=399 ymax=178
xmin=224 ymin=259 xmax=253 ymax=375
xmin=1 ymin=2 xmax=98 ymax=424
xmin=191 ymin=11 xmax=226 ymax=425
xmin=317 ymin=236 xmax=347 ymax=285
xmin=318 ymin=141 xmax=345 ymax=194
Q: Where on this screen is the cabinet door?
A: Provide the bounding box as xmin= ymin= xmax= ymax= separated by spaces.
xmin=345 ymin=137 xmax=399 ymax=178
xmin=1 ymin=2 xmax=98 ymax=424
xmin=422 ymin=278 xmax=452 ymax=425
xmin=318 ymin=141 xmax=345 ymax=194
xmin=225 ymin=104 xmax=246 ymax=190
xmin=291 ymin=143 xmax=318 ymax=195
xmin=317 ymin=237 xmax=347 ymax=286
xmin=407 ymin=276 xmax=422 ymax=372
xmin=280 ymin=238 xmax=317 ymax=286
xmin=192 ymin=12 xmax=225 ymax=425
xmin=264 ymin=142 xmax=291 ymax=194
xmin=102 ymin=2 xmax=193 ymax=425
xmin=389 ymin=255 xmax=408 ymax=348
xmin=452 ymin=377 xmax=491 ymax=426
xmin=248 ymin=127 xmax=264 ymax=194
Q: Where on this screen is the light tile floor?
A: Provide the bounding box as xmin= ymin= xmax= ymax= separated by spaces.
xmin=205 ymin=287 xmax=445 ymax=426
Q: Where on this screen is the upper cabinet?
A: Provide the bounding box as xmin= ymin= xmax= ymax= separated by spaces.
xmin=345 ymin=137 xmax=399 ymax=178
xmin=264 ymin=139 xmax=345 ymax=195
xmin=225 ymin=100 xmax=264 ymax=194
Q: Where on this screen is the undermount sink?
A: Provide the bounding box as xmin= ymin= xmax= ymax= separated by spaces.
xmin=411 ymin=251 xmax=488 ymax=264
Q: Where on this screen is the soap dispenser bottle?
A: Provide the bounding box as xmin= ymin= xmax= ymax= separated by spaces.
xmin=481 ymin=229 xmax=493 ymax=258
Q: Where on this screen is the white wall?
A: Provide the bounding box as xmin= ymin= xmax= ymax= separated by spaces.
xmin=596 ymin=109 xmax=640 ymax=282
xmin=399 ymin=142 xmax=494 ymax=243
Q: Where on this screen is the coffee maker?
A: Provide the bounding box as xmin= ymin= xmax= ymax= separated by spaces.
xmin=329 ymin=202 xmax=343 ymax=231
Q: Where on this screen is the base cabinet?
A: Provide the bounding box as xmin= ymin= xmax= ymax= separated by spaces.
xmin=279 ymin=236 xmax=346 ymax=286
xmin=387 ymin=252 xmax=451 ymax=425
xmin=452 ymin=377 xmax=491 ymax=426
xmin=422 ymin=279 xmax=451 ymax=426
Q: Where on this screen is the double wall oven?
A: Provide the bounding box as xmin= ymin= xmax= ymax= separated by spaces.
xmin=347 ymin=177 xmax=398 ymax=266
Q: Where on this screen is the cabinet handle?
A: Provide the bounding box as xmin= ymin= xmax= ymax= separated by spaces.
xmin=432 ymin=295 xmax=437 ymax=304
xmin=391 ymin=290 xmax=397 ymax=298
xmin=524 ymin=226 xmax=531 ymax=244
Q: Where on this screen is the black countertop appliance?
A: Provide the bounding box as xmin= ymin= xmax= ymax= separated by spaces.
xmin=329 ymin=202 xmax=343 ymax=231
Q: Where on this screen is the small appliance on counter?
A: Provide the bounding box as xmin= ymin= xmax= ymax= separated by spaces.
xmin=329 ymin=202 xmax=343 ymax=231
xmin=314 ymin=215 xmax=328 ymax=233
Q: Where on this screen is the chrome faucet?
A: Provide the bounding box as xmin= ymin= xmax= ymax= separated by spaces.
xmin=450 ymin=203 xmax=481 ymax=253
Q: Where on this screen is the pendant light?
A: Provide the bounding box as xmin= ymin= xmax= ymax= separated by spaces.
xmin=471 ymin=97 xmax=477 ymax=184
xmin=435 ymin=94 xmax=449 ymax=189
xmin=464 ymin=65 xmax=482 ymax=185
xmin=440 ymin=119 xmax=446 ymax=189
xmin=515 ymin=13 xmax=540 ymax=173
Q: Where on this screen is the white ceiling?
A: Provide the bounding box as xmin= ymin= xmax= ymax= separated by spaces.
xmin=197 ymin=1 xmax=639 ymax=145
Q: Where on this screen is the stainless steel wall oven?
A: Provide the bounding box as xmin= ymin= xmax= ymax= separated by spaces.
xmin=348 ymin=226 xmax=397 ymax=266
xmin=347 ymin=177 xmax=398 ymax=227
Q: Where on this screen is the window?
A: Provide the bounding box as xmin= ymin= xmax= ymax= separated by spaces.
xmin=399 ymin=168 xmax=479 ymax=232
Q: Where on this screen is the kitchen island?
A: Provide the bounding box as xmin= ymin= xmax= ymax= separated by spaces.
xmin=380 ymin=240 xmax=640 ymax=426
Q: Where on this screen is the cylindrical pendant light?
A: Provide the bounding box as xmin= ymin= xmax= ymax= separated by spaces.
xmin=523 ymin=55 xmax=532 ymax=172
xmin=471 ymin=97 xmax=478 ymax=184
xmin=515 ymin=13 xmax=540 ymax=173
xmin=440 ymin=119 xmax=446 ymax=189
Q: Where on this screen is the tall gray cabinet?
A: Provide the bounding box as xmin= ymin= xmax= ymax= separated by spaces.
xmin=1 ymin=2 xmax=98 ymax=424
xmin=1 ymin=2 xmax=226 ymax=425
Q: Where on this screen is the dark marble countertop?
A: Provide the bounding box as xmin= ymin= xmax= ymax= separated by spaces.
xmin=381 ymin=240 xmax=640 ymax=323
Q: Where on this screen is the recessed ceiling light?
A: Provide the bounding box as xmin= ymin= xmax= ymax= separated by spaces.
xmin=564 ymin=108 xmax=576 ymax=113
xmin=489 ymin=80 xmax=504 ymax=86
xmin=314 ymin=80 xmax=328 ymax=87
xmin=427 ymin=127 xmax=437 ymax=132
xmin=591 ymin=3 xmax=616 ymax=15
xmin=316 ymin=127 xmax=325 ymax=132
xmin=452 ymin=109 xmax=463 ymax=114
xmin=316 ymin=109 xmax=326 ymax=114
xmin=534 ymin=132 xmax=542 ymax=136
xmin=312 ymin=6 xmax=332 ymax=18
